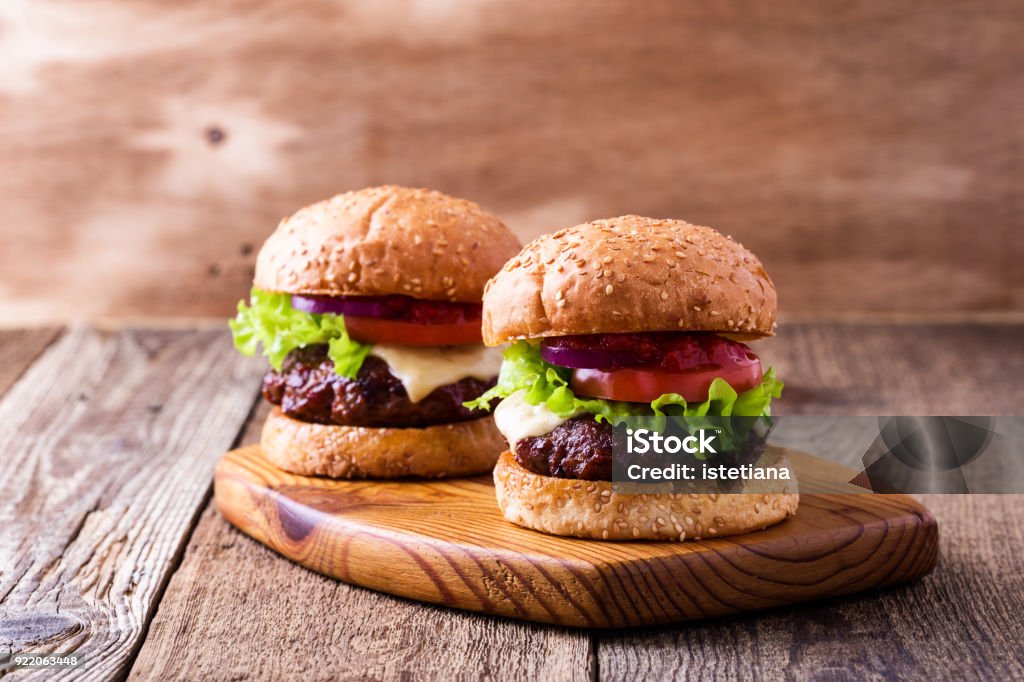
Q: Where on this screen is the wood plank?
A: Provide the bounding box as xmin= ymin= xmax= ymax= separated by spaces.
xmin=764 ymin=322 xmax=1024 ymax=415
xmin=1 ymin=2 xmax=1022 ymax=323
xmin=129 ymin=401 xmax=594 ymax=680
xmin=0 ymin=327 xmax=262 ymax=680
xmin=210 ymin=444 xmax=935 ymax=628
xmin=597 ymin=322 xmax=1024 ymax=679
xmin=0 ymin=327 xmax=61 ymax=397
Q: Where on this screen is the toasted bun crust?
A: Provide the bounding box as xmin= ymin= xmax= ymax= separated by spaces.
xmin=261 ymin=407 xmax=506 ymax=479
xmin=482 ymin=215 xmax=776 ymax=343
xmin=493 ymin=450 xmax=798 ymax=541
xmin=255 ymin=186 xmax=521 ymax=302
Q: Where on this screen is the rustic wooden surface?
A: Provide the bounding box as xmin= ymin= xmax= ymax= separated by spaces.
xmin=1 ymin=322 xmax=1022 ymax=680
xmin=213 ymin=444 xmax=937 ymax=628
xmin=1 ymin=1 xmax=1022 ymax=323
xmin=0 ymin=328 xmax=263 ymax=681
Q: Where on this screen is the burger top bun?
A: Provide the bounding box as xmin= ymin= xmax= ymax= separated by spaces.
xmin=482 ymin=215 xmax=777 ymax=344
xmin=254 ymin=186 xmax=521 ymax=302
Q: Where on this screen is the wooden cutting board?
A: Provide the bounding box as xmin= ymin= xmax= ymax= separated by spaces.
xmin=214 ymin=445 xmax=938 ymax=628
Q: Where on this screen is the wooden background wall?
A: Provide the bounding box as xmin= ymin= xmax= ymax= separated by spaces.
xmin=0 ymin=1 xmax=1020 ymax=323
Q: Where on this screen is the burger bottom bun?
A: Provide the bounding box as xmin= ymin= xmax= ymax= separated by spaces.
xmin=261 ymin=407 xmax=506 ymax=479
xmin=493 ymin=450 xmax=799 ymax=541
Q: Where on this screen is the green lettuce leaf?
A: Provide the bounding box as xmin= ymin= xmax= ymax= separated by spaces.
xmin=465 ymin=340 xmax=782 ymax=423
xmin=228 ymin=288 xmax=371 ymax=378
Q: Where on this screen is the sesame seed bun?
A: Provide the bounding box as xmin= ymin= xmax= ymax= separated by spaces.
xmin=493 ymin=450 xmax=799 ymax=541
xmin=261 ymin=407 xmax=506 ymax=479
xmin=482 ymin=215 xmax=777 ymax=344
xmin=255 ymin=186 xmax=521 ymax=302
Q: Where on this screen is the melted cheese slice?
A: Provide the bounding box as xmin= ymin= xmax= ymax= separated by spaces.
xmin=493 ymin=389 xmax=580 ymax=446
xmin=369 ymin=344 xmax=503 ymax=403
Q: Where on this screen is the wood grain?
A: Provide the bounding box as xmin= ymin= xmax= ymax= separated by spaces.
xmin=0 ymin=327 xmax=61 ymax=396
xmin=213 ymin=444 xmax=936 ymax=628
xmin=764 ymin=321 xmax=1024 ymax=416
xmin=0 ymin=2 xmax=1021 ymax=323
xmin=129 ymin=401 xmax=595 ymax=681
xmin=597 ymin=494 xmax=1024 ymax=681
xmin=0 ymin=328 xmax=262 ymax=681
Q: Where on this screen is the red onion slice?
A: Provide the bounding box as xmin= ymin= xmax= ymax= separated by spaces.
xmin=539 ymin=343 xmax=644 ymax=370
xmin=291 ymin=294 xmax=482 ymax=324
xmin=540 ymin=333 xmax=759 ymax=372
xmin=291 ymin=294 xmax=392 ymax=318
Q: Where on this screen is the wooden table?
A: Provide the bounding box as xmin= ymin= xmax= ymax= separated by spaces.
xmin=1 ymin=322 xmax=1022 ymax=680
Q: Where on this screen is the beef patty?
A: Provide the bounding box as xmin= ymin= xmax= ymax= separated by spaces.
xmin=514 ymin=416 xmax=771 ymax=484
xmin=262 ymin=344 xmax=495 ymax=428
xmin=514 ymin=416 xmax=615 ymax=480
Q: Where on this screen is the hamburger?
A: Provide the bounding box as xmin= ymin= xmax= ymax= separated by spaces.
xmin=468 ymin=215 xmax=798 ymax=540
xmin=230 ymin=186 xmax=521 ymax=478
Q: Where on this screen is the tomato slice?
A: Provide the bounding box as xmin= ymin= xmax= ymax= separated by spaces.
xmin=570 ymin=361 xmax=763 ymax=403
xmin=343 ymin=316 xmax=482 ymax=346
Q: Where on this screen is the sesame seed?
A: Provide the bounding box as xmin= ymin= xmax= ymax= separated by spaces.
xmin=710 ymin=310 xmax=720 ymax=316
xmin=605 ymin=285 xmax=614 ymax=295
xmin=693 ymin=305 xmax=702 ymax=312
xmin=347 ymin=273 xmax=358 ymax=283
xmin=660 ymin=291 xmax=669 ymax=300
